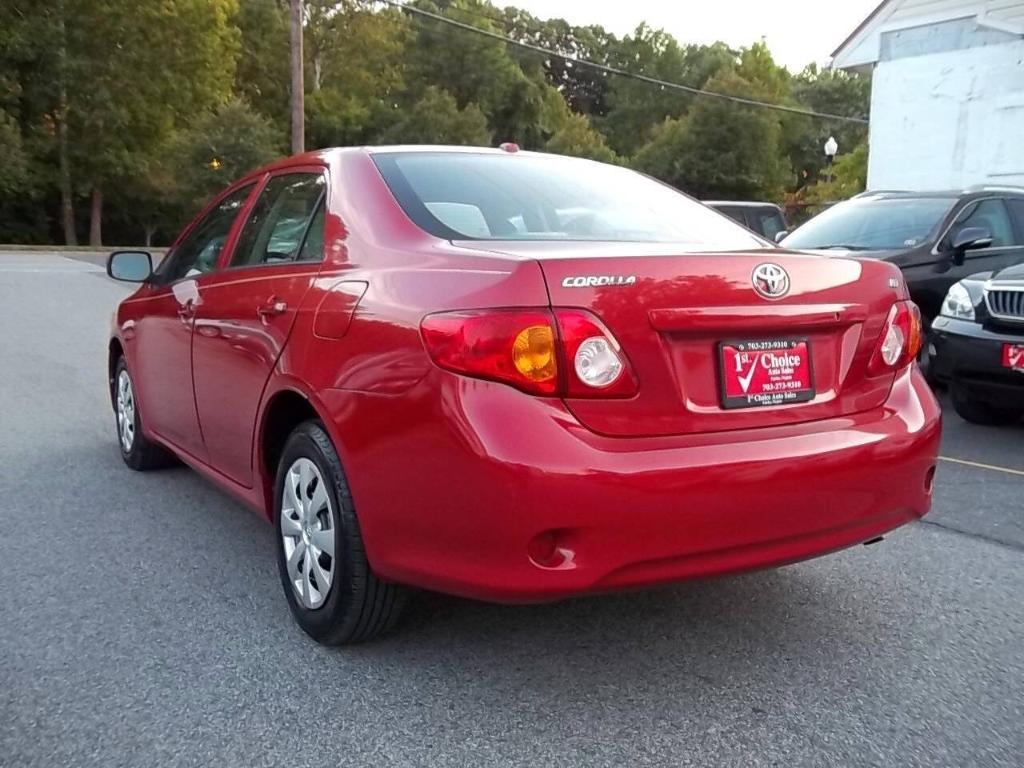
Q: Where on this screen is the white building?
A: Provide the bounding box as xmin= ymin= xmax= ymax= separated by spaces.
xmin=832 ymin=0 xmax=1024 ymax=190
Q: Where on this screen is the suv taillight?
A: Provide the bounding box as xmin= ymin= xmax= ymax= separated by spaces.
xmin=420 ymin=308 xmax=637 ymax=397
xmin=868 ymin=300 xmax=922 ymax=375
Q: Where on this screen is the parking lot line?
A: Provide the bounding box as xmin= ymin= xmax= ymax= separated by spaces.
xmin=939 ymin=455 xmax=1024 ymax=477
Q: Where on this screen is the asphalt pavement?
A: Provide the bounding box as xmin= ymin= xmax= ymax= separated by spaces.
xmin=1 ymin=251 xmax=1022 ymax=767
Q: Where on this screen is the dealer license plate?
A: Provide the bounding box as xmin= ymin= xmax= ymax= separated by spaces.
xmin=1003 ymin=344 xmax=1024 ymax=372
xmin=719 ymin=338 xmax=815 ymax=409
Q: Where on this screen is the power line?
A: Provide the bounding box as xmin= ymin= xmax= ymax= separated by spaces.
xmin=380 ymin=0 xmax=869 ymax=125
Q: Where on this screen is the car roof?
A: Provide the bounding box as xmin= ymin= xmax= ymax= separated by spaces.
xmin=853 ymin=187 xmax=1024 ymax=201
xmin=243 ymin=145 xmax=609 ymax=179
xmin=703 ymin=200 xmax=782 ymax=209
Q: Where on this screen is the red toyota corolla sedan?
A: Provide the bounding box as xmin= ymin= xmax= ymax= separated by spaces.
xmin=106 ymin=146 xmax=941 ymax=644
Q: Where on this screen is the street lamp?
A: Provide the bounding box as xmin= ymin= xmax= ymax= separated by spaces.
xmin=824 ymin=136 xmax=838 ymax=184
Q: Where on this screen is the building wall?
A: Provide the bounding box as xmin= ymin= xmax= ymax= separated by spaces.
xmin=833 ymin=1 xmax=1024 ymax=69
xmin=867 ymin=40 xmax=1024 ymax=189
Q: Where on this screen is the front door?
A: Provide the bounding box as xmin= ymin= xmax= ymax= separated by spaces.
xmin=956 ymin=198 xmax=1024 ymax=277
xmin=129 ymin=183 xmax=255 ymax=461
xmin=191 ymin=171 xmax=327 ymax=487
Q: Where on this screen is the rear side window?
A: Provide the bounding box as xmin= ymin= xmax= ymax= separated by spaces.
xmin=230 ymin=173 xmax=326 ymax=268
xmin=372 ymin=152 xmax=763 ymax=249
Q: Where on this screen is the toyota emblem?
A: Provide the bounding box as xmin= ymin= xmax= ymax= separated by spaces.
xmin=751 ymin=263 xmax=790 ymax=299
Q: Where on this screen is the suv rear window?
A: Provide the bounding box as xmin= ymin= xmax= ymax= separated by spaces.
xmin=372 ymin=152 xmax=764 ymax=249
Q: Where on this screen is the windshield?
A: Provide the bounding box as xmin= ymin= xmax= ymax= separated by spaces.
xmin=372 ymin=151 xmax=765 ymax=249
xmin=782 ymin=197 xmax=955 ymax=251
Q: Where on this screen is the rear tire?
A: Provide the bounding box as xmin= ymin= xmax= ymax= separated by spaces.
xmin=951 ymin=388 xmax=1021 ymax=426
xmin=113 ymin=357 xmax=175 ymax=471
xmin=274 ymin=420 xmax=406 ymax=645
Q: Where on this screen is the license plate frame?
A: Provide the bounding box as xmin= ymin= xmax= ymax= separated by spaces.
xmin=718 ymin=338 xmax=815 ymax=410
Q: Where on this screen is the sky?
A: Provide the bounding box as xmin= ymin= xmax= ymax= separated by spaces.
xmin=508 ymin=0 xmax=883 ymax=71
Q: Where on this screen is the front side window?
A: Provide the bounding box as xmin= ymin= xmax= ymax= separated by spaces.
xmin=372 ymin=152 xmax=764 ymax=249
xmin=1006 ymin=198 xmax=1024 ymax=237
xmin=951 ymin=199 xmax=1017 ymax=247
xmin=160 ymin=184 xmax=255 ymax=282
xmin=783 ymin=197 xmax=955 ymax=251
xmin=230 ymin=173 xmax=326 ymax=268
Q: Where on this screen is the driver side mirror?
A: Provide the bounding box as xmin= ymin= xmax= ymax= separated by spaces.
xmin=107 ymin=250 xmax=153 ymax=282
xmin=774 ymin=230 xmax=789 ymax=243
xmin=949 ymin=226 xmax=992 ymax=266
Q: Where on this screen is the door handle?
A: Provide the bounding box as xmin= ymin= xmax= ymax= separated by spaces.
xmin=257 ymin=298 xmax=288 ymax=320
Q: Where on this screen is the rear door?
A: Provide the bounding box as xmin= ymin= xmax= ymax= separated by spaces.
xmin=191 ymin=169 xmax=327 ymax=487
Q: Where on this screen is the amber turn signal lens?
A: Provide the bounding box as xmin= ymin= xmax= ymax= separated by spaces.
xmin=512 ymin=325 xmax=557 ymax=382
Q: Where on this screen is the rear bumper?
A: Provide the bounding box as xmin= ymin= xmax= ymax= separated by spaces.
xmin=930 ymin=316 xmax=1024 ymax=409
xmin=324 ymin=366 xmax=941 ymax=603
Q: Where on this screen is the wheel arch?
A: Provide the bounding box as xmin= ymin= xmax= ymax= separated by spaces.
xmin=108 ymin=338 xmax=125 ymax=407
xmin=255 ymin=384 xmax=338 ymax=521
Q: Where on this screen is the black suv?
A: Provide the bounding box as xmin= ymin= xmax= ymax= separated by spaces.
xmin=930 ymin=262 xmax=1024 ymax=424
xmin=780 ymin=187 xmax=1024 ymax=326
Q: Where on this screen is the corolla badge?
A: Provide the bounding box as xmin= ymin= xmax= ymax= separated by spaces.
xmin=561 ymin=275 xmax=637 ymax=288
xmin=751 ymin=263 xmax=790 ymax=299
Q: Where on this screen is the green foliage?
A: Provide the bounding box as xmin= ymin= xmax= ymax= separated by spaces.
xmin=802 ymin=142 xmax=869 ymax=206
xmin=786 ymin=64 xmax=870 ymax=186
xmin=173 ymin=99 xmax=284 ymax=213
xmin=0 ymin=0 xmax=873 ymax=244
xmin=602 ymin=26 xmax=737 ymax=156
xmin=233 ymin=0 xmax=291 ymax=129
xmin=0 ymin=112 xmax=28 ymax=197
xmin=544 ymin=113 xmax=617 ymax=163
xmin=634 ymin=71 xmax=790 ymax=201
xmin=380 ymin=86 xmax=491 ymax=146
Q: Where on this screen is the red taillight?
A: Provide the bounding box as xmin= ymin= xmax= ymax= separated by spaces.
xmin=420 ymin=308 xmax=637 ymax=397
xmin=420 ymin=309 xmax=559 ymax=395
xmin=868 ymin=300 xmax=923 ymax=375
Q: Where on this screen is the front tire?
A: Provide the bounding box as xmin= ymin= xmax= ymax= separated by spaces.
xmin=951 ymin=388 xmax=1021 ymax=426
xmin=274 ymin=420 xmax=406 ymax=645
xmin=113 ymin=357 xmax=175 ymax=470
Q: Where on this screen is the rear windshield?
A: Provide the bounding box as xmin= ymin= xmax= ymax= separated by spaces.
xmin=372 ymin=151 xmax=765 ymax=249
xmin=782 ymin=197 xmax=955 ymax=251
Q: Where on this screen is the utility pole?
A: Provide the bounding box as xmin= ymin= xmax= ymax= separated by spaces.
xmin=289 ymin=0 xmax=305 ymax=155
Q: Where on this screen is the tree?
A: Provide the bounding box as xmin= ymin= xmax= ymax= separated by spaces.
xmin=634 ymin=70 xmax=790 ymax=201
xmin=171 ymin=99 xmax=283 ymax=216
xmin=801 ymin=141 xmax=868 ymax=208
xmin=404 ymin=0 xmax=564 ymax=148
xmin=380 ymin=86 xmax=491 ymax=145
xmin=305 ymin=2 xmax=411 ymax=148
xmin=544 ymin=113 xmax=617 ymax=163
xmin=50 ymin=0 xmax=239 ymax=244
xmin=787 ymin=64 xmax=870 ymax=188
xmin=233 ymin=0 xmax=291 ymax=130
xmin=601 ymin=26 xmax=736 ymax=157
xmin=499 ymin=9 xmax=617 ymax=117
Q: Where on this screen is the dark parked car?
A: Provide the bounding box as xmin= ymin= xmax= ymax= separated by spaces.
xmin=930 ymin=262 xmax=1024 ymax=424
xmin=705 ymin=201 xmax=788 ymax=241
xmin=780 ymin=187 xmax=1024 ymax=326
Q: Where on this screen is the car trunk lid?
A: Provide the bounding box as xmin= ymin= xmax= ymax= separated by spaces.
xmin=460 ymin=241 xmax=906 ymax=437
